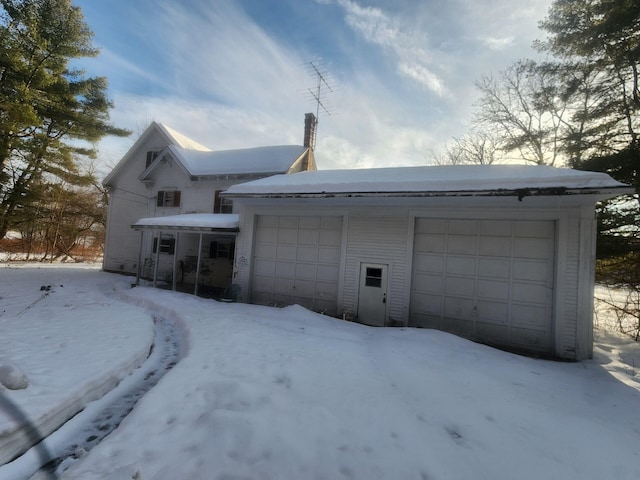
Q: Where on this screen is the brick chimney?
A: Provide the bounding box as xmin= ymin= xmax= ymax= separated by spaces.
xmin=303 ymin=112 xmax=317 ymax=150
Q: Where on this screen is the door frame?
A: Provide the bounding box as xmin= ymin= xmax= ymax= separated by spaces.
xmin=357 ymin=262 xmax=389 ymax=327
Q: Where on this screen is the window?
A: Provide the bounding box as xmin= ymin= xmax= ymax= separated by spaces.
xmin=365 ymin=267 xmax=383 ymax=288
xmin=153 ymin=237 xmax=175 ymax=255
xmin=213 ymin=190 xmax=233 ymax=214
xmin=209 ymin=240 xmax=234 ymax=260
xmin=157 ymin=190 xmax=181 ymax=207
xmin=146 ymin=151 xmax=160 ymax=168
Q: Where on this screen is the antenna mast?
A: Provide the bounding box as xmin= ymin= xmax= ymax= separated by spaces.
xmin=304 ymin=60 xmax=335 ymax=150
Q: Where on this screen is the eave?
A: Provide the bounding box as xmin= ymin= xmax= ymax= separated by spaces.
xmin=222 ymin=186 xmax=635 ymax=200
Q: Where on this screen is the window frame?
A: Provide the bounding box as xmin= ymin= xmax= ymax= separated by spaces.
xmin=153 ymin=237 xmax=176 ymax=255
xmin=213 ymin=190 xmax=233 ymax=214
xmin=157 ymin=190 xmax=181 ymax=207
xmin=209 ymin=239 xmax=235 ymax=260
xmin=146 ymin=150 xmax=161 ymax=169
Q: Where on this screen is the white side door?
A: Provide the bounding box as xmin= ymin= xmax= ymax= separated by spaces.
xmin=358 ymin=263 xmax=388 ymax=326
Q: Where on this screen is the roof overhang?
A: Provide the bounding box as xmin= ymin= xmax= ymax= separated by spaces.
xmin=132 ymin=214 xmax=239 ymax=233
xmin=221 ymin=165 xmax=633 ymax=202
xmin=223 ymin=186 xmax=635 ymax=200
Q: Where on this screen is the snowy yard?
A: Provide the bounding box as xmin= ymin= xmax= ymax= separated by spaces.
xmin=1 ymin=264 xmax=640 ymax=479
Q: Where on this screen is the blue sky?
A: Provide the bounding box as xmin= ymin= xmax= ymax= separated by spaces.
xmin=73 ymin=0 xmax=552 ymax=173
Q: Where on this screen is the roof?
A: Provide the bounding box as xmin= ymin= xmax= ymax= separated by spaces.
xmin=166 ymin=144 xmax=308 ymax=177
xmin=103 ymin=121 xmax=210 ymax=186
xmin=223 ymin=165 xmax=632 ymax=198
xmin=132 ymin=214 xmax=239 ymax=232
xmin=156 ymin=124 xmax=210 ymax=151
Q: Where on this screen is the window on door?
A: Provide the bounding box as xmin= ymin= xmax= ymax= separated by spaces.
xmin=365 ymin=267 xmax=383 ymax=287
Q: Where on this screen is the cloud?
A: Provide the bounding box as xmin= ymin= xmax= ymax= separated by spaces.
xmin=479 ymin=36 xmax=516 ymax=51
xmin=331 ymin=0 xmax=448 ymax=97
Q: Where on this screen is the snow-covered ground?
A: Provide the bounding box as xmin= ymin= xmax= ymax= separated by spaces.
xmin=1 ymin=264 xmax=640 ymax=480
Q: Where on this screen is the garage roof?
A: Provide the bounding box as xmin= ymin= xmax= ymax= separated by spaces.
xmin=223 ymin=165 xmax=632 ymax=198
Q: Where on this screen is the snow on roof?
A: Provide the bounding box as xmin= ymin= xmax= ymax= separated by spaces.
xmin=157 ymin=123 xmax=211 ymax=152
xmin=224 ymin=165 xmax=630 ymax=196
xmin=132 ymin=214 xmax=239 ymax=230
xmin=170 ymin=145 xmax=307 ymax=176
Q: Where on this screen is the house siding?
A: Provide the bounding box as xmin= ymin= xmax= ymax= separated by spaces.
xmin=560 ymin=217 xmax=580 ymax=359
xmin=342 ymin=211 xmax=410 ymax=325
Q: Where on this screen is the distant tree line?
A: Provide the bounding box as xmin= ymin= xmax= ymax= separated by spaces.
xmin=0 ymin=0 xmax=128 ymax=261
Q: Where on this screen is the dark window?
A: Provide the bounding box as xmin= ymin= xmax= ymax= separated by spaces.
xmin=213 ymin=190 xmax=233 ymax=214
xmin=157 ymin=190 xmax=181 ymax=207
xmin=146 ymin=151 xmax=160 ymax=168
xmin=365 ymin=267 xmax=382 ymax=288
xmin=153 ymin=237 xmax=175 ymax=255
xmin=209 ymin=240 xmax=234 ymax=260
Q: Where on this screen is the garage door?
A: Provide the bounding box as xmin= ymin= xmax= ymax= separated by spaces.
xmin=252 ymin=215 xmax=342 ymax=315
xmin=411 ymin=219 xmax=555 ymax=354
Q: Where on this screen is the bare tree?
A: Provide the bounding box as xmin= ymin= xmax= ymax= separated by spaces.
xmin=473 ymin=60 xmax=575 ymax=166
xmin=431 ymin=131 xmax=500 ymax=166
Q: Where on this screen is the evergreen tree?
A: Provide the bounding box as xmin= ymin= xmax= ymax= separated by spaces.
xmin=0 ymin=0 xmax=128 ymax=239
xmin=538 ymin=0 xmax=639 ymax=262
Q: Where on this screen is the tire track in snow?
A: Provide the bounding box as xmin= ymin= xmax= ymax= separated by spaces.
xmin=0 ymin=315 xmax=184 ymax=480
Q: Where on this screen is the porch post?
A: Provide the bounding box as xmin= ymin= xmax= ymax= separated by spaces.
xmin=136 ymin=230 xmax=144 ymax=285
xmin=172 ymin=231 xmax=180 ymax=291
xmin=153 ymin=231 xmax=161 ymax=288
xmin=194 ymin=232 xmax=203 ymax=296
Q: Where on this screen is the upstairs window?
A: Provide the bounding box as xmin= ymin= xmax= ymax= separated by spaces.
xmin=157 ymin=190 xmax=181 ymax=207
xmin=213 ymin=190 xmax=233 ymax=214
xmin=146 ymin=150 xmax=161 ymax=169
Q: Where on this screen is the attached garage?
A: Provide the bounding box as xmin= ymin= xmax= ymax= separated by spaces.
xmin=225 ymin=165 xmax=632 ymax=360
xmin=251 ymin=215 xmax=343 ymax=315
xmin=411 ymin=218 xmax=555 ymax=354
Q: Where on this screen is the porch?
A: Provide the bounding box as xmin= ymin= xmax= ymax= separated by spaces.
xmin=132 ymin=213 xmax=240 ymax=299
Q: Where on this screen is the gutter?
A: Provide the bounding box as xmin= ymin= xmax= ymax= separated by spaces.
xmin=222 ymin=186 xmax=635 ymax=200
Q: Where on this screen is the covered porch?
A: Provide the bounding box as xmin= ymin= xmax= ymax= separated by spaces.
xmin=132 ymin=213 xmax=240 ymax=299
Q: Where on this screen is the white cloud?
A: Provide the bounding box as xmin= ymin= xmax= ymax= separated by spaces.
xmin=334 ymin=0 xmax=448 ymax=97
xmin=397 ymin=62 xmax=446 ymax=97
xmin=480 ymin=36 xmax=516 ymax=51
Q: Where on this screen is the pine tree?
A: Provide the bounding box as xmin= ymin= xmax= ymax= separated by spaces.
xmin=0 ymin=0 xmax=129 ymax=239
xmin=538 ymin=0 xmax=639 ymax=263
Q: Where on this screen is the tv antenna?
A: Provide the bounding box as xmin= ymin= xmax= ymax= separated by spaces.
xmin=303 ymin=60 xmax=335 ymax=149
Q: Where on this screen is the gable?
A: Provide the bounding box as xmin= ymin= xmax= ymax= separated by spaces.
xmin=103 ymin=122 xmax=209 ymax=187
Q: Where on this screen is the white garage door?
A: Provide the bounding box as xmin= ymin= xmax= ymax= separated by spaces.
xmin=411 ymin=218 xmax=555 ymax=354
xmin=252 ymin=215 xmax=342 ymax=315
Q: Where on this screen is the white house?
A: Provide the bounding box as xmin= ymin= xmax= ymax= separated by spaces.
xmin=102 ymin=116 xmax=317 ymax=295
xmin=223 ymin=165 xmax=632 ymax=360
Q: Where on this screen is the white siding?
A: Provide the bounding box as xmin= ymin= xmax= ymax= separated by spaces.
xmin=342 ymin=212 xmax=410 ymax=325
